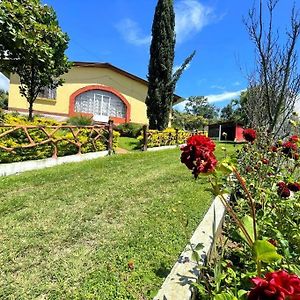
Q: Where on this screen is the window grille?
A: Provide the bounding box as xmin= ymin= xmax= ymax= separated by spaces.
xmin=38 ymin=86 xmax=57 ymax=99
xmin=75 ymin=90 xmax=126 ymax=118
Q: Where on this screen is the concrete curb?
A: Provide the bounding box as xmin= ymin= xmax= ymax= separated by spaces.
xmin=154 ymin=194 xmax=228 ymax=300
xmin=0 ymin=151 xmax=109 ymax=177
xmin=147 ymin=145 xmax=178 ymax=152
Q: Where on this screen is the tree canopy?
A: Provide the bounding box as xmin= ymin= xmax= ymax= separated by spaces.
xmin=0 ymin=0 xmax=71 ymax=120
xmin=185 ymin=96 xmax=219 ymax=120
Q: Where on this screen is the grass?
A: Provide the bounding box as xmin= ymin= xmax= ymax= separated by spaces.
xmin=118 ymin=136 xmax=140 ymax=151
xmin=0 ymin=144 xmax=236 ymax=299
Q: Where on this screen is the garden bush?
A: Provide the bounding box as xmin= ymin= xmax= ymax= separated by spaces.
xmin=67 ymin=115 xmax=93 ymax=126
xmin=0 ymin=113 xmax=119 ymax=163
xmin=180 ymin=130 xmax=300 ymax=299
xmin=137 ymin=127 xmax=198 ymax=148
xmin=116 ymin=122 xmax=143 ymax=138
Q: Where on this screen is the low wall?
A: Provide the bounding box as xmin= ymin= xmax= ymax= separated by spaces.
xmin=154 ymin=194 xmax=228 ymax=300
xmin=0 ymin=151 xmax=109 ymax=177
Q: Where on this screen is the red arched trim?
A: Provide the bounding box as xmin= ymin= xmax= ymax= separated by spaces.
xmin=69 ymin=84 xmax=131 ymax=123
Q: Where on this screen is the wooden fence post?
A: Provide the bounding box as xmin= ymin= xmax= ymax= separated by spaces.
xmin=142 ymin=125 xmax=148 ymax=151
xmin=108 ymin=120 xmax=114 ymax=155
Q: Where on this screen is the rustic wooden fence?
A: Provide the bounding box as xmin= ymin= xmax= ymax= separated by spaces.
xmin=141 ymin=125 xmax=208 ymax=151
xmin=0 ymin=120 xmax=114 ymax=162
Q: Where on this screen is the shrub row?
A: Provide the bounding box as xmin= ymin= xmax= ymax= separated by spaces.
xmin=0 ymin=114 xmax=119 ymax=163
xmin=137 ymin=127 xmax=207 ymax=148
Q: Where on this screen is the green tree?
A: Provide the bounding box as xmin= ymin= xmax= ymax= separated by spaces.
xmin=172 ymin=110 xmax=207 ymax=130
xmin=185 ymin=96 xmax=219 ymax=120
xmin=0 ymin=0 xmax=71 ymax=120
xmin=0 ymin=89 xmax=8 ymax=109
xmin=146 ymin=0 xmax=175 ymax=130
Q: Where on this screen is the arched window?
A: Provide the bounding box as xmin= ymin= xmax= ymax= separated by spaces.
xmin=74 ymin=90 xmax=126 ymax=118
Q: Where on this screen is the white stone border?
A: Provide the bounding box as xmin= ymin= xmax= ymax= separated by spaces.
xmin=147 ymin=145 xmax=179 ymax=152
xmin=154 ymin=194 xmax=228 ymax=300
xmin=0 ymin=151 xmax=109 ymax=177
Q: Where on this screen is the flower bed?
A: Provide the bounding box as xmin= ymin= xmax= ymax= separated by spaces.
xmin=180 ymin=131 xmax=300 ymax=300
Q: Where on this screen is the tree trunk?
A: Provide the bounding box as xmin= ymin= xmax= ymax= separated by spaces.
xmin=28 ymin=100 xmax=34 ymax=121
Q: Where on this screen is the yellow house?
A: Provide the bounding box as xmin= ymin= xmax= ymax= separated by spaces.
xmin=7 ymin=62 xmax=181 ymax=124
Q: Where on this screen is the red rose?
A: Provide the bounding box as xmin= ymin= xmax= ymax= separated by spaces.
xmin=270 ymin=146 xmax=278 ymax=152
xmin=277 ymin=182 xmax=286 ymax=189
xmin=282 ymin=141 xmax=297 ymax=155
xmin=277 ymin=186 xmax=290 ymax=198
xmin=248 ymin=271 xmax=300 ymax=300
xmin=186 ymin=135 xmax=216 ymax=152
xmin=181 ymin=135 xmax=217 ymax=178
xmin=248 ymin=277 xmax=285 ymax=300
xmin=243 ymin=129 xmax=257 ymax=142
xmin=289 ymin=135 xmax=299 ymax=143
xmin=262 ymin=158 xmax=269 ymax=164
xmin=287 ymin=182 xmax=300 ymax=192
xmin=266 ymin=271 xmax=300 ymax=296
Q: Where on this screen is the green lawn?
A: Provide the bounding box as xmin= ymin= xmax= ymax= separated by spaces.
xmin=0 ymin=145 xmax=236 ymax=299
xmin=118 ymin=136 xmax=140 ymax=151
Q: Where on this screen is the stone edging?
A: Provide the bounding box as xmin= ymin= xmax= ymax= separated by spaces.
xmin=147 ymin=145 xmax=179 ymax=152
xmin=154 ymin=194 xmax=228 ymax=300
xmin=0 ymin=151 xmax=109 ymax=177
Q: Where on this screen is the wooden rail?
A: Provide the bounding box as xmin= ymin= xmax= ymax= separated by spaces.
xmin=0 ymin=120 xmax=114 ymax=159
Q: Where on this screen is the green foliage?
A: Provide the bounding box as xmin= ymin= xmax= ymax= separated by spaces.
xmin=67 ymin=115 xmax=93 ymax=126
xmin=137 ymin=127 xmax=195 ymax=148
xmin=172 ymin=110 xmax=208 ymax=130
xmin=0 ymin=0 xmax=71 ymax=120
xmin=0 ymin=114 xmax=119 ymax=163
xmin=116 ymin=122 xmax=143 ymax=138
xmin=185 ymin=96 xmax=219 ymax=120
xmin=146 ymin=0 xmax=175 ymax=130
xmin=0 ymin=89 xmax=8 ymax=109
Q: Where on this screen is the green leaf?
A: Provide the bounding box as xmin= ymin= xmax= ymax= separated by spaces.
xmin=195 ymin=242 xmax=204 ymax=251
xmin=237 ymin=215 xmax=255 ymax=245
xmin=238 ymin=290 xmax=248 ymax=298
xmin=214 ymin=292 xmax=237 ymax=300
xmin=253 ymin=240 xmax=282 ymax=263
xmin=218 ymin=159 xmax=234 ymax=175
xmin=191 ymin=250 xmax=200 ymax=263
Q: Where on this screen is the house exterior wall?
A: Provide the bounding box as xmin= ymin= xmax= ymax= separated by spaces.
xmin=8 ymin=65 xmax=149 ymax=124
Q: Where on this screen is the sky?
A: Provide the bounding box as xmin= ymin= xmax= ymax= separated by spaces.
xmin=1 ymin=0 xmax=300 ymax=111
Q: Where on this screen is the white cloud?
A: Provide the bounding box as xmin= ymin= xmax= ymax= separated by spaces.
xmin=175 ymin=0 xmax=216 ymax=43
xmin=118 ymin=0 xmax=219 ymax=46
xmin=116 ymin=18 xmax=150 ymax=46
xmin=173 ymin=89 xmax=245 ymax=112
xmin=0 ymin=72 xmax=9 ymax=92
xmin=206 ymin=90 xmax=245 ymax=103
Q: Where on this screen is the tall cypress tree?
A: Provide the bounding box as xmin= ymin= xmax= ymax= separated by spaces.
xmin=146 ymin=0 xmax=175 ymax=130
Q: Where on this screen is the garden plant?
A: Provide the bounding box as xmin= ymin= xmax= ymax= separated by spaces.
xmin=180 ymin=129 xmax=300 ymax=299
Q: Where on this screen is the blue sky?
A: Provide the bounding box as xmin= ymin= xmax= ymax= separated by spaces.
xmin=1 ymin=0 xmax=299 ymax=110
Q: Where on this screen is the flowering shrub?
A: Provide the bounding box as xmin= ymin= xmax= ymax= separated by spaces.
xmin=180 ymin=131 xmax=300 ymax=300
